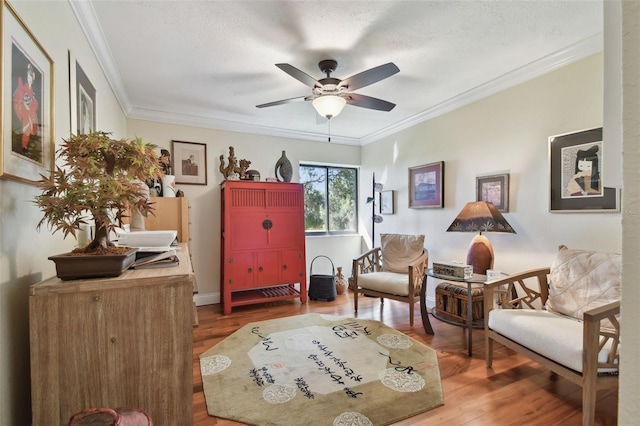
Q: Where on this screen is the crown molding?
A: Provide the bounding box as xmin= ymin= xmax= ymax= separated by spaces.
xmin=360 ymin=33 xmax=603 ymax=145
xmin=128 ymin=108 xmax=362 ymax=146
xmin=69 ymin=0 xmax=132 ymax=114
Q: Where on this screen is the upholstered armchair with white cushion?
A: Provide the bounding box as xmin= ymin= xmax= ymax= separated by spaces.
xmin=352 ymin=234 xmax=429 ymax=326
xmin=484 ymin=246 xmax=620 ymax=426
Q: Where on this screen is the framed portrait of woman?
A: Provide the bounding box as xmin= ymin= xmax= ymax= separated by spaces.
xmin=549 ymin=127 xmax=619 ymax=212
xmin=1 ymin=0 xmax=54 ymax=185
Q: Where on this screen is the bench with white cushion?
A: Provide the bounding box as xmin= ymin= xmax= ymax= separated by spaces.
xmin=484 ymin=246 xmax=620 ymax=426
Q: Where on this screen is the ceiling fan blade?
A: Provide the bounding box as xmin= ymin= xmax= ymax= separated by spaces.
xmin=338 ymin=62 xmax=400 ymax=91
xmin=256 ymin=96 xmax=307 ymax=108
xmin=276 ymin=63 xmax=319 ymax=88
xmin=345 ymin=93 xmax=396 ymax=112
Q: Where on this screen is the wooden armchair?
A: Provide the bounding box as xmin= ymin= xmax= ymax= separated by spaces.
xmin=352 ymin=234 xmax=428 ymax=326
xmin=484 ymin=247 xmax=620 ymax=426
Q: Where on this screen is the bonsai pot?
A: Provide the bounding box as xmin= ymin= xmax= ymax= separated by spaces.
xmin=49 ymin=247 xmax=138 ymax=280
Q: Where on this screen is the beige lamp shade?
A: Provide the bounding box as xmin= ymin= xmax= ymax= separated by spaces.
xmin=446 ymin=201 xmax=516 ymax=274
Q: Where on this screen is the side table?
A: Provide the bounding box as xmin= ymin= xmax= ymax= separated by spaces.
xmin=422 ymin=269 xmax=489 ymax=357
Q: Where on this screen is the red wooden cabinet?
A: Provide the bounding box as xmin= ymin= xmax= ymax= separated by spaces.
xmin=220 ymin=181 xmax=307 ymax=314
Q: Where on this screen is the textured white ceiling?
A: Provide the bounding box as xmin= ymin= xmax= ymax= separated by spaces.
xmin=72 ymin=0 xmax=603 ymax=145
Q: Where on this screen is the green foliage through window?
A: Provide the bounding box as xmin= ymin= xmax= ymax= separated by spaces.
xmin=299 ymin=164 xmax=358 ymax=235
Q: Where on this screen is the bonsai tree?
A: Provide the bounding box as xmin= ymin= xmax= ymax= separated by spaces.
xmin=34 ymin=131 xmax=164 ymax=253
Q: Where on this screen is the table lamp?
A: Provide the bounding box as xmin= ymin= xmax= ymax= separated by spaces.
xmin=446 ymin=201 xmax=516 ymax=274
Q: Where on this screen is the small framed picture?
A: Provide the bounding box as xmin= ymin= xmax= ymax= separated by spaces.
xmin=172 ymin=140 xmax=207 ymax=185
xmin=379 ymin=190 xmax=394 ymax=214
xmin=69 ymin=51 xmax=96 ymax=135
xmin=409 ymin=161 xmax=444 ymax=209
xmin=1 ymin=1 xmax=55 ymax=185
xmin=476 ymin=173 xmax=509 ymax=212
xmin=549 ymin=127 xmax=619 ymax=212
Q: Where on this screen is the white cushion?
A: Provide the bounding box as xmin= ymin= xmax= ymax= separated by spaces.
xmin=380 ymin=234 xmax=425 ymax=273
xmin=545 ymin=246 xmax=621 ymax=331
xmin=489 ymin=309 xmax=618 ymax=373
xmin=357 ymin=272 xmax=411 ymax=296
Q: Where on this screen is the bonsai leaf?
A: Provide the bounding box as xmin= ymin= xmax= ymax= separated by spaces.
xmin=34 ymin=132 xmax=164 ymax=252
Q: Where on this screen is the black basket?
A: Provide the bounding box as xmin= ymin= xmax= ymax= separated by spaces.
xmin=308 ymin=255 xmax=337 ymax=301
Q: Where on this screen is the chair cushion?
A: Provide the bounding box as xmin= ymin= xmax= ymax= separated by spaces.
xmin=380 ymin=233 xmax=425 ymax=273
xmin=357 ymin=272 xmax=411 ymax=296
xmin=545 ymin=246 xmax=621 ymax=331
xmin=488 ymin=309 xmax=618 ymax=373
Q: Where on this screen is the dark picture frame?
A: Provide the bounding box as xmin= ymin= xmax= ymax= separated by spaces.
xmin=379 ymin=190 xmax=394 ymax=214
xmin=69 ymin=51 xmax=96 ymax=135
xmin=408 ymin=161 xmax=444 ymax=209
xmin=549 ymin=127 xmax=619 ymax=212
xmin=172 ymin=140 xmax=207 ymax=185
xmin=476 ymin=173 xmax=509 ymax=212
xmin=1 ymin=0 xmax=54 ymax=185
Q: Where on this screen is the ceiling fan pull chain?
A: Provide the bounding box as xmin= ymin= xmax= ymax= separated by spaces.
xmin=328 ymin=118 xmax=331 ymax=143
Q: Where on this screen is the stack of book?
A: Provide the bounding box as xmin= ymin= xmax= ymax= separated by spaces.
xmin=132 ymin=248 xmax=179 ymax=269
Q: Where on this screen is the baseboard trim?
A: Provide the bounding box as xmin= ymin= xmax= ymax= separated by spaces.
xmin=194 ymin=292 xmax=220 ymax=306
xmin=195 ymin=292 xmax=436 ymax=309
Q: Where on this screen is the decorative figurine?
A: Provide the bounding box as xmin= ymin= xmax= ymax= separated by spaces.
xmin=219 ymin=146 xmax=252 ymax=179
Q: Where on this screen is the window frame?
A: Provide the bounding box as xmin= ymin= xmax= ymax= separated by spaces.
xmin=299 ymin=163 xmax=359 ymax=237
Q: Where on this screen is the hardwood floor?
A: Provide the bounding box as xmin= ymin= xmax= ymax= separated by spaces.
xmin=192 ymin=292 xmax=618 ymax=426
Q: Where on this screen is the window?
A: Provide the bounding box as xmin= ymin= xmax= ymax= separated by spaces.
xmin=299 ymin=164 xmax=358 ymax=235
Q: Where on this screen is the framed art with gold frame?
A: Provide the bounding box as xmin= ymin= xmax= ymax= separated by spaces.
xmin=1 ymin=0 xmax=54 ymax=185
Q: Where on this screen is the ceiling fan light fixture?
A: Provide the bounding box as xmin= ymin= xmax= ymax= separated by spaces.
xmin=312 ymin=95 xmax=346 ymax=119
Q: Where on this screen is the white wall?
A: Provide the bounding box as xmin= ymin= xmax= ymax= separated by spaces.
xmin=0 ymin=1 xmax=128 ymax=424
xmin=126 ymin=119 xmax=363 ymax=304
xmin=620 ymin=1 xmax=640 ymax=423
xmin=360 ymin=53 xmax=621 ymax=308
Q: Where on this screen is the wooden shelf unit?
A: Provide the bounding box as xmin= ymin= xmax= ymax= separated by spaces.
xmin=220 ymin=181 xmax=307 ymax=315
xmin=29 ymin=244 xmax=194 ymax=425
xmin=144 ymin=196 xmax=190 ymax=243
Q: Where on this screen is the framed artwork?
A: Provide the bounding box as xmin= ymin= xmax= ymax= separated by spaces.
xmin=172 ymin=140 xmax=207 ymax=185
xmin=379 ymin=190 xmax=394 ymax=214
xmin=69 ymin=51 xmax=96 ymax=135
xmin=408 ymin=161 xmax=444 ymax=209
xmin=549 ymin=127 xmax=619 ymax=212
xmin=476 ymin=173 xmax=509 ymax=212
xmin=1 ymin=0 xmax=54 ymax=185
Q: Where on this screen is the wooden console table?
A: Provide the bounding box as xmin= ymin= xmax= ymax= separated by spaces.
xmin=29 ymin=244 xmax=194 ymax=425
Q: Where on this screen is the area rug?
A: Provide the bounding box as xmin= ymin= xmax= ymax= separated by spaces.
xmin=200 ymin=313 xmax=443 ymax=426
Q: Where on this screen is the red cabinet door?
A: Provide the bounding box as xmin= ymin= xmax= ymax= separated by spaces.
xmin=224 ymin=252 xmax=255 ymax=290
xmin=280 ymin=249 xmax=305 ymax=284
xmin=255 ymin=251 xmax=280 ymax=286
xmin=230 ymin=212 xmax=303 ymax=252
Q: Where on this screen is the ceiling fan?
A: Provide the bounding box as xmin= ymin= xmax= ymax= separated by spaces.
xmin=256 ymin=59 xmax=400 ymax=119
